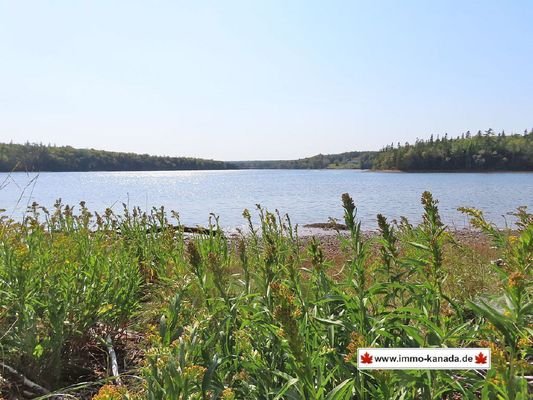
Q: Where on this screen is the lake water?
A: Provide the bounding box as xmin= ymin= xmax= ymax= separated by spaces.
xmin=0 ymin=170 xmax=531 ymax=230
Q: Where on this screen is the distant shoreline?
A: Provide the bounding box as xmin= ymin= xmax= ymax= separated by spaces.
xmin=2 ymin=168 xmax=532 ymax=173
xmin=366 ymin=169 xmax=533 ymax=173
xmin=4 ymin=131 xmax=532 ymax=172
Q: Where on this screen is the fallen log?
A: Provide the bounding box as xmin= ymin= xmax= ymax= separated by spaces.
xmin=115 ymin=225 xmax=221 ymax=236
xmin=304 ymin=222 xmax=347 ymax=231
xmin=0 ymin=362 xmax=50 ymax=396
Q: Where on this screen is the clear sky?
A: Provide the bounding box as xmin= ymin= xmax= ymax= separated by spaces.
xmin=0 ymin=1 xmax=532 ymax=161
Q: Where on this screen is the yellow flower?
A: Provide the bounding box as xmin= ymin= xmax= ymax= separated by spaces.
xmin=508 ymin=271 xmax=525 ymax=288
xmin=344 ymin=332 xmax=365 ymax=363
xmin=485 ymin=342 xmax=507 ymax=369
xmin=515 ymin=359 xmax=530 ymax=372
xmin=489 ymin=377 xmax=502 ymax=386
xmin=234 ymin=370 xmax=249 ymax=382
xmin=183 ymin=365 xmax=207 ymax=381
xmin=92 ymin=384 xmax=126 ymax=400
xmin=518 ymin=336 xmax=532 ymax=350
xmin=234 ymin=329 xmax=252 ymax=353
xmin=221 ymin=388 xmax=236 ymax=400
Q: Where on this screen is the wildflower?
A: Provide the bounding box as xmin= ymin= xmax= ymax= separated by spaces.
xmin=237 ymin=238 xmax=247 ymax=264
xmin=344 ymin=332 xmax=365 ymax=363
xmin=341 ymin=193 xmax=356 ymax=230
xmin=207 ymin=251 xmax=226 ymax=280
xmin=64 ymin=204 xmax=73 ymax=218
xmin=183 ymin=365 xmax=207 ymax=381
xmin=270 ymin=282 xmax=295 ymax=303
xmin=145 ymin=347 xmax=159 ymax=358
xmin=221 ymin=388 xmax=236 ymax=400
xmin=92 ymin=384 xmax=126 ymax=400
xmin=341 ymin=193 xmax=355 ymax=217
xmin=508 ymin=271 xmax=525 ymax=288
xmin=292 ymin=308 xmax=302 ymax=318
xmin=484 ymin=342 xmax=506 ymax=368
xmin=264 ymin=238 xmax=277 ymax=265
xmin=440 ymin=303 xmax=454 ymax=317
xmin=95 ymin=212 xmax=104 ymax=227
xmin=308 ymin=237 xmax=325 ymax=268
xmin=270 ymin=282 xmax=304 ymax=360
xmin=319 ymin=345 xmax=336 ymax=355
xmin=187 ymin=241 xmax=201 ymax=270
xmin=179 ymin=324 xmax=195 ymax=344
xmin=234 ymin=370 xmax=249 ymax=382
xmin=517 ymin=336 xmax=532 ymax=350
xmin=377 ymin=213 xmax=387 ymax=233
xmin=515 ymin=358 xmax=530 ymax=372
xmin=156 ymin=358 xmax=166 ymax=369
xmin=266 ymin=212 xmax=277 ymax=227
xmin=234 ymin=329 xmax=252 ymax=353
xmin=489 ymin=377 xmax=503 ymax=386
xmin=421 ymin=191 xmax=442 ymax=227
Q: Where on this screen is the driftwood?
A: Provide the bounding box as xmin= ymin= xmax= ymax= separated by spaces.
xmin=105 ymin=335 xmax=122 ymax=385
xmin=0 ymin=361 xmax=50 ymax=396
xmin=304 ymin=222 xmax=347 ymax=231
xmin=153 ymin=225 xmax=216 ymax=235
xmin=114 ymin=225 xmax=221 ymax=236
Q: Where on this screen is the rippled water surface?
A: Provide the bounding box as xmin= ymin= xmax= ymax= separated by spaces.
xmin=1 ymin=170 xmax=531 ymax=229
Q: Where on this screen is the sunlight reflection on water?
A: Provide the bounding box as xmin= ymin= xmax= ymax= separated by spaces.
xmin=1 ymin=170 xmax=531 ymax=229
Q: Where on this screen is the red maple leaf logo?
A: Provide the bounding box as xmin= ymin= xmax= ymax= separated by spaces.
xmin=475 ymin=352 xmax=487 ymax=364
xmin=360 ymin=352 xmax=373 ymax=364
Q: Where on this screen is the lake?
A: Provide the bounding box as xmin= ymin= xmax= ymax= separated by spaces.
xmin=0 ymin=170 xmax=531 ymax=230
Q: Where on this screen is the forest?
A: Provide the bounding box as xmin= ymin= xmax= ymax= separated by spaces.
xmin=1 ymin=129 xmax=532 ymax=172
xmin=233 ymin=151 xmax=375 ymax=169
xmin=0 ymin=142 xmax=233 ymax=172
xmin=237 ymin=129 xmax=533 ymax=171
xmin=372 ymin=129 xmax=533 ymax=171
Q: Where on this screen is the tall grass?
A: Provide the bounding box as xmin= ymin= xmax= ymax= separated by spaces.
xmin=0 ymin=194 xmax=531 ymax=399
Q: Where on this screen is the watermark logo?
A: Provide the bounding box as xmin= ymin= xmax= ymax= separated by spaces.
xmin=357 ymin=348 xmax=491 ymax=370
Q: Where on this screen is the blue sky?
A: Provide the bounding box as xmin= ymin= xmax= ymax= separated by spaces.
xmin=0 ymin=1 xmax=532 ymax=160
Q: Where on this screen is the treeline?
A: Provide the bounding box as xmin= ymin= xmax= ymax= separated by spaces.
xmin=234 ymin=151 xmax=375 ymax=169
xmin=235 ymin=129 xmax=533 ymax=171
xmin=372 ymin=129 xmax=533 ymax=171
xmin=3 ymin=129 xmax=532 ymax=172
xmin=0 ymin=142 xmax=235 ymax=172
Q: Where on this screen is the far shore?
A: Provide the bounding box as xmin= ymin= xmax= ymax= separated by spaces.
xmin=2 ymin=167 xmax=533 ymax=173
